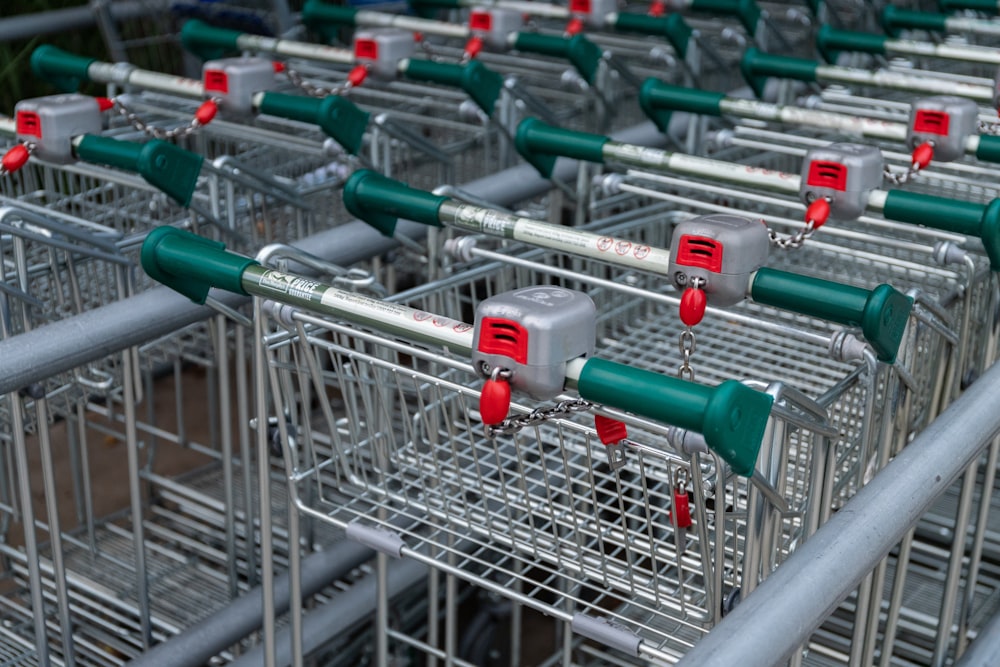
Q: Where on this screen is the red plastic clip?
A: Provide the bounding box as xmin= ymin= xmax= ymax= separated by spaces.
xmin=95 ymin=97 xmax=115 ymax=112
xmin=464 ymin=36 xmax=484 ymax=59
xmin=1 ymin=144 xmax=30 ymax=173
xmin=194 ymin=100 xmax=218 ymax=125
xmin=649 ymin=1 xmax=667 ymax=16
xmin=673 ymin=486 xmax=692 ymax=528
xmin=272 ymin=61 xmax=286 ymax=73
xmin=804 ymin=197 xmax=831 ymax=230
xmin=912 ymin=142 xmax=934 ymax=170
xmin=413 ymin=31 xmax=424 ymax=42
xmin=565 ymin=17 xmax=585 ymax=35
xmin=594 ymin=414 xmax=627 ymax=445
xmin=348 ymin=65 xmax=369 ymax=87
xmin=679 ymin=287 xmax=707 ymax=327
xmin=480 ymin=377 xmax=511 ymax=426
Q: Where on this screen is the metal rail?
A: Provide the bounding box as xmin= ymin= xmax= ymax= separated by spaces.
xmin=675 ymin=358 xmax=1000 ymax=667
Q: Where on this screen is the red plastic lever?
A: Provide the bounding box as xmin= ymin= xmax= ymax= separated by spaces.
xmin=348 ymin=65 xmax=369 ymax=87
xmin=1 ymin=144 xmax=30 ymax=173
xmin=912 ymin=142 xmax=934 ymax=170
xmin=594 ymin=414 xmax=628 ymax=445
xmin=805 ymin=197 xmax=831 ymax=229
xmin=480 ymin=378 xmax=511 ymax=425
xmin=464 ymin=36 xmax=484 ymax=59
xmin=649 ymin=1 xmax=667 ymax=16
xmin=673 ymin=487 xmax=693 ymax=528
xmin=565 ymin=18 xmax=585 ymax=35
xmin=95 ymin=97 xmax=115 ymax=112
xmin=272 ymin=61 xmax=286 ymax=73
xmin=679 ymin=287 xmax=707 ymax=327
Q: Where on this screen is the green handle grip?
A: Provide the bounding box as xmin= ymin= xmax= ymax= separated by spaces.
xmin=343 ymin=169 xmax=448 ymax=236
xmin=257 ymin=92 xmax=369 ymax=155
xmin=751 ymin=268 xmax=911 ymax=364
xmin=75 ymin=135 xmax=203 ymax=207
xmin=578 ymin=358 xmax=772 ymax=476
xmin=976 ymin=135 xmax=1000 ymax=164
xmin=639 ymin=79 xmax=725 ymax=133
xmin=512 ymin=33 xmax=603 ymax=85
xmin=816 ymin=25 xmax=888 ymax=63
xmin=880 ymin=6 xmax=948 ymax=37
xmin=939 ymin=0 xmax=999 ymax=14
xmin=181 ymin=19 xmax=245 ymax=61
xmin=612 ymin=13 xmax=693 ymax=58
xmin=514 ymin=117 xmax=609 ymax=178
xmin=302 ymin=0 xmax=358 ymax=42
xmin=882 ymin=190 xmax=1000 ymax=270
xmin=740 ymin=47 xmax=820 ymax=98
xmin=408 ymin=0 xmax=463 ymax=18
xmin=30 ymin=44 xmax=97 ymax=93
xmin=141 ymin=227 xmax=258 ymax=304
xmin=689 ymin=0 xmax=762 ymax=35
xmin=402 ymin=59 xmax=503 ymax=116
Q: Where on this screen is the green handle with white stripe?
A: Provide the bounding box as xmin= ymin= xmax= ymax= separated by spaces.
xmin=816 ymin=25 xmax=887 ymax=63
xmin=740 ymin=48 xmax=820 ymax=97
xmin=639 ymin=79 xmax=725 ymax=132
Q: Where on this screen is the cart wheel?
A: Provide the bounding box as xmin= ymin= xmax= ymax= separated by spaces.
xmin=961 ymin=369 xmax=979 ymax=391
xmin=458 ymin=599 xmax=512 ymax=666
xmin=722 ymin=587 xmax=742 ymax=616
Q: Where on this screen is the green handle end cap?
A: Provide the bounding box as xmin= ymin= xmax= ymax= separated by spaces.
xmin=141 ymin=227 xmax=256 ymax=304
xmin=514 ymin=117 xmax=609 ymax=179
xmin=31 ymin=44 xmax=96 ymax=93
xmin=343 ymin=169 xmax=448 ymax=235
xmin=302 ymin=0 xmax=359 ymax=42
xmin=704 ymin=380 xmax=772 ymax=477
xmin=181 ymin=19 xmax=243 ymax=61
xmin=740 ymin=47 xmax=769 ymax=98
xmin=137 ymin=141 xmax=204 ymax=207
xmin=862 ymin=285 xmax=913 ymax=364
xmin=980 ymin=199 xmax=1000 ymax=271
xmin=318 ymin=96 xmax=370 ymax=155
xmin=515 ymin=117 xmax=558 ymax=178
xmin=462 ymin=61 xmax=504 ymax=116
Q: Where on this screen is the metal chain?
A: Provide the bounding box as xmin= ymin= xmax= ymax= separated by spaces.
xmin=979 ymin=119 xmax=1000 ymax=136
xmin=677 ymin=328 xmax=696 ymax=381
xmin=486 ymin=398 xmax=593 ymax=437
xmin=769 ymin=219 xmax=816 ymax=249
xmin=284 ymin=65 xmax=356 ymax=98
xmin=883 ymin=162 xmax=922 ymax=185
xmin=0 ymin=142 xmax=35 ymax=177
xmin=111 ymin=97 xmax=219 ymax=139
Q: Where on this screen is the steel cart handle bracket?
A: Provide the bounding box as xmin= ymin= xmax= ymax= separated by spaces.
xmin=514 ymin=117 xmax=609 ymax=178
xmin=751 ymin=269 xmax=911 ymax=364
xmin=882 ymin=191 xmax=1000 ymax=271
xmin=401 ymin=60 xmax=503 ymax=116
xmin=690 ymin=0 xmax=762 ymax=36
xmin=344 ymin=170 xmax=448 ymax=235
xmin=31 ymin=44 xmax=98 ymax=93
xmin=740 ymin=48 xmax=819 ymax=98
xmin=141 ymin=227 xmax=258 ymax=303
xmin=880 ymin=6 xmax=948 ymax=38
xmin=74 ymin=136 xmax=203 ymax=207
xmin=256 ymin=92 xmax=370 ymax=155
xmin=816 ymin=25 xmax=888 ymax=63
xmin=611 ymin=14 xmax=694 ymax=58
xmin=639 ymin=79 xmax=725 ymax=133
xmin=511 ymin=33 xmax=603 ymax=85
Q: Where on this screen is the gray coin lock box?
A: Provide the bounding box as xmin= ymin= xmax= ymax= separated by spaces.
xmin=800 ymin=143 xmax=883 ymax=221
xmin=469 ymin=8 xmax=523 ymax=50
xmin=472 ymin=287 xmax=596 ymax=400
xmin=202 ymin=57 xmax=277 ymax=116
xmin=907 ymin=96 xmax=979 ymax=163
xmin=668 ymin=214 xmax=770 ymax=307
xmin=15 ymin=94 xmax=102 ymax=164
xmin=569 ymin=0 xmax=618 ymax=28
xmin=354 ymin=29 xmax=415 ymax=80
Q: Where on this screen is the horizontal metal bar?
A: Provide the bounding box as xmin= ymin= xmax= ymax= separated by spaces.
xmin=0 ymin=1 xmax=165 ymax=42
xmin=675 ymin=358 xmax=1000 ymax=667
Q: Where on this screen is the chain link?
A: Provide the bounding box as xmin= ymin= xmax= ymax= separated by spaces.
xmin=0 ymin=142 xmax=35 ymax=177
xmin=486 ymin=398 xmax=593 ymax=437
xmin=677 ymin=328 xmax=696 ymax=381
xmin=979 ymin=119 xmax=1000 ymax=136
xmin=285 ymin=65 xmax=357 ymax=98
xmin=110 ymin=97 xmax=218 ymax=139
xmin=882 ymin=162 xmax=922 ymax=185
xmin=769 ymin=219 xmax=816 ymax=249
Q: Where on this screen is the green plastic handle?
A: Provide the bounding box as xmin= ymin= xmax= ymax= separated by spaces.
xmin=302 ymin=0 xmax=358 ymax=42
xmin=30 ymin=44 xmax=97 ymax=93
xmin=75 ymin=135 xmax=203 ymax=207
xmin=740 ymin=48 xmax=820 ymax=98
xmin=976 ymin=135 xmax=1000 ymax=164
xmin=882 ymin=190 xmax=1000 ymax=270
xmin=750 ymin=268 xmax=911 ymax=364
xmin=401 ymin=59 xmax=503 ymax=116
xmin=512 ymin=33 xmax=603 ymax=85
xmin=881 ymin=6 xmax=948 ymax=37
xmin=939 ymin=0 xmax=999 ymax=14
xmin=639 ymin=79 xmax=724 ymax=133
xmin=514 ymin=117 xmax=609 ymax=178
xmin=257 ymin=92 xmax=369 ymax=155
xmin=816 ymin=25 xmax=887 ymax=63
xmin=343 ymin=169 xmax=448 ymax=236
xmin=689 ymin=0 xmax=762 ymax=35
xmin=578 ymin=358 xmax=772 ymax=476
xmin=612 ymin=13 xmax=693 ymax=58
xmin=141 ymin=226 xmax=258 ymax=304
xmin=181 ymin=19 xmax=245 ymax=61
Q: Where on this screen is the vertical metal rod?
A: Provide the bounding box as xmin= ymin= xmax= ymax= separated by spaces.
xmin=124 ymin=347 xmax=153 ymax=648
xmin=75 ymin=402 xmax=97 ymax=552
xmin=236 ymin=324 xmax=258 ymax=589
xmin=253 ymin=299 xmax=277 ymax=667
xmin=376 ymin=551 xmax=390 ymax=666
xmin=216 ymin=315 xmax=239 ymax=600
